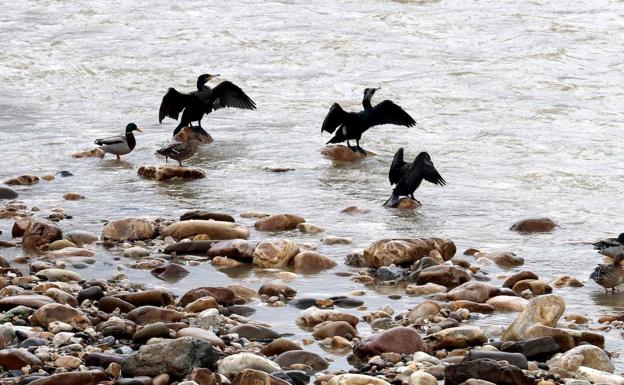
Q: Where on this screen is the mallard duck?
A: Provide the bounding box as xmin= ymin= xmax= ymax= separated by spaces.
xmin=155 ymin=139 xmax=200 ymax=167
xmin=95 ymin=123 xmax=143 ymax=160
xmin=590 ymin=254 xmax=624 ymax=293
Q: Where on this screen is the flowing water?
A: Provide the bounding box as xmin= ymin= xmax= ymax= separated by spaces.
xmin=1 ymin=0 xmax=624 ymax=372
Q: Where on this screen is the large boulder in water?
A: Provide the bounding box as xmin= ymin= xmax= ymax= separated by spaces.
xmin=138 ymin=165 xmax=206 ymax=181
xmin=253 ymin=239 xmax=300 ymax=268
xmin=363 ymin=238 xmax=456 ymax=268
xmin=502 ymin=294 xmax=565 ymax=341
xmin=22 ymin=219 xmax=62 ymax=250
xmin=101 ymin=218 xmax=157 ymax=241
xmin=121 ymin=337 xmax=219 ymax=377
xmin=71 ymin=147 xmax=105 ymax=158
xmin=4 ymin=175 xmax=39 ymax=186
xmin=161 ymin=220 xmax=249 ymax=240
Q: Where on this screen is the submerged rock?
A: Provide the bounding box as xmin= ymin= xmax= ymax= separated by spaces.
xmin=161 ymin=220 xmax=249 ymax=240
xmin=363 ymin=238 xmax=456 ymax=268
xmin=510 ymin=217 xmax=558 ymax=233
xmin=180 ymin=210 xmax=235 ymax=222
xmin=101 ymin=218 xmax=157 ymax=241
xmin=4 ymin=175 xmax=39 ymax=186
xmin=321 ymin=145 xmax=375 ymax=162
xmin=255 ymin=214 xmax=305 ymax=232
xmin=71 ymin=147 xmax=105 ymax=158
xmin=138 ymin=165 xmax=206 ymax=181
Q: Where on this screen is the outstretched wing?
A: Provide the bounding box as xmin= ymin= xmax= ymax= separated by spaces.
xmin=393 ymin=152 xmax=445 ymax=195
xmin=389 ymin=147 xmax=407 ymax=185
xmin=159 ymin=88 xmax=195 ymax=123
xmin=209 ymin=81 xmax=256 ymax=111
xmin=370 ymin=100 xmax=416 ymax=128
xmin=321 ymin=103 xmax=345 ymax=134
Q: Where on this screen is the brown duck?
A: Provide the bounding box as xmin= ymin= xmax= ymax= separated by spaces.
xmin=590 ymin=254 xmax=624 ymax=293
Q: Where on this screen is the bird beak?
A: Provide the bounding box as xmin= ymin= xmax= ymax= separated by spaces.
xmin=211 ymin=74 xmax=220 ymax=79
xmin=374 ymin=87 xmax=380 ymax=91
xmin=136 ymin=128 xmax=144 ymax=132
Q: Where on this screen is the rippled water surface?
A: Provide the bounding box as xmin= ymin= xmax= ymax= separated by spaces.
xmin=1 ymin=0 xmax=624 ymax=372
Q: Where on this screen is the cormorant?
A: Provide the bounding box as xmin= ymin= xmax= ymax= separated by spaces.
xmin=156 ymin=139 xmax=201 ymax=167
xmin=590 ymin=254 xmax=624 ymax=293
xmin=384 ymin=149 xmax=446 ymax=207
xmin=94 ymin=123 xmax=143 ymax=160
xmin=159 ymin=74 xmax=256 ymax=137
xmin=321 ymin=88 xmax=416 ymax=154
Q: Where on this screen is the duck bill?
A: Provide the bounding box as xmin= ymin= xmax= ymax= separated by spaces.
xmin=135 ymin=128 xmax=144 ymax=132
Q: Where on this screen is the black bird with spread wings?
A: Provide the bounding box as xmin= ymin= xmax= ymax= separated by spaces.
xmin=321 ymin=88 xmax=416 ymax=154
xmin=159 ymin=74 xmax=256 ymax=137
xmin=384 ymin=149 xmax=446 ymax=207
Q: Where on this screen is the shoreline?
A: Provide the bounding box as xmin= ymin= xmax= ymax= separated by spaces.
xmin=1 ymin=190 xmax=623 ymax=385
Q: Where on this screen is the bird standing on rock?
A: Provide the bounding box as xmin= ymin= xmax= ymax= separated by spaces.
xmin=590 ymin=254 xmax=624 ymax=293
xmin=159 ymin=74 xmax=256 ymax=137
xmin=321 ymin=88 xmax=416 ymax=154
xmin=94 ymin=123 xmax=143 ymax=160
xmin=155 ymin=139 xmax=201 ymax=167
xmin=384 ymin=149 xmax=446 ymax=207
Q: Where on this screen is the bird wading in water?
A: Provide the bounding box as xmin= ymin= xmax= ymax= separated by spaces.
xmin=94 ymin=123 xmax=143 ymax=160
xmin=590 ymin=254 xmax=624 ymax=293
xmin=159 ymin=74 xmax=256 ymax=137
xmin=384 ymin=149 xmax=446 ymax=207
xmin=321 ymin=88 xmax=416 ymax=154
xmin=155 ymin=139 xmax=201 ymax=167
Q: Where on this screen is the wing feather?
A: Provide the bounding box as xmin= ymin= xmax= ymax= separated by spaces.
xmin=95 ymin=135 xmax=125 ymax=146
xmin=159 ymin=88 xmax=194 ymax=123
xmin=389 ymin=147 xmax=407 ymax=185
xmin=209 ymin=81 xmax=256 ymax=111
xmin=321 ymin=103 xmax=345 ymax=134
xmin=370 ymin=100 xmax=416 ymax=128
xmin=392 ymin=152 xmax=445 ymax=196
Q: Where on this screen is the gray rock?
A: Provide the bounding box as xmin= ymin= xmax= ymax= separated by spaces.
xmin=375 ymin=265 xmax=404 ymax=281
xmin=121 ymin=337 xmax=219 ymax=377
xmin=0 ymin=187 xmax=18 ymax=200
xmin=463 ymin=351 xmax=528 ymax=369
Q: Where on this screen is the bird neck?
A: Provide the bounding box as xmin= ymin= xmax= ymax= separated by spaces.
xmin=197 ymin=79 xmax=208 ymax=91
xmin=362 ymin=95 xmax=373 ymax=110
xmin=125 ymin=132 xmax=136 ymax=149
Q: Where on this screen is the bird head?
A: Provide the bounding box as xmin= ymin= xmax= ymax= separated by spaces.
xmin=363 ymin=87 xmax=379 ymax=99
xmin=618 ymin=233 xmax=624 ymax=244
xmin=125 ymin=123 xmax=143 ymax=133
xmin=198 ymin=74 xmax=220 ymax=86
xmin=416 ymin=152 xmax=431 ymax=161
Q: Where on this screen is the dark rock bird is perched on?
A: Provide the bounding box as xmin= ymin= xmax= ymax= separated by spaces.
xmin=94 ymin=123 xmax=143 ymax=160
xmin=590 ymin=254 xmax=624 ymax=293
xmin=159 ymin=74 xmax=256 ymax=137
xmin=321 ymin=88 xmax=416 ymax=154
xmin=384 ymin=149 xmax=446 ymax=207
xmin=155 ymin=139 xmax=201 ymax=167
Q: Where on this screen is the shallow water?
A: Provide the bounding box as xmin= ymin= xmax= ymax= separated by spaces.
xmin=1 ymin=0 xmax=624 ymax=373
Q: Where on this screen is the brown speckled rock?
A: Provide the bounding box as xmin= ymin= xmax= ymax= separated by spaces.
xmin=253 ymin=239 xmax=300 ymax=268
xmin=321 ymin=145 xmax=375 ymax=162
xmin=101 ymin=218 xmax=156 ymax=241
xmin=32 ymin=303 xmax=90 ymax=330
xmin=354 ymin=327 xmax=426 ymax=357
xmin=363 ymin=238 xmax=456 ymax=268
xmin=138 ymin=165 xmax=206 ymax=181
xmin=71 ymin=147 xmax=105 ymax=158
xmin=4 ymin=175 xmax=39 ymax=186
xmin=174 ymin=126 xmax=214 ymax=144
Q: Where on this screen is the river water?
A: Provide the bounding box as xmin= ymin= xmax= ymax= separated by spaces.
xmin=1 ymin=0 xmax=624 ymax=373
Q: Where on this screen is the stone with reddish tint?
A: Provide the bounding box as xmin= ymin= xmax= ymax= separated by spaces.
xmin=363 ymin=238 xmax=456 ymax=268
xmin=254 ymin=214 xmax=305 ymax=232
xmin=0 ymin=348 xmax=43 ymax=370
xmin=179 ymin=287 xmax=235 ymax=306
xmin=22 ymin=220 xmax=62 ymax=249
xmin=354 ymin=327 xmax=426 ymax=357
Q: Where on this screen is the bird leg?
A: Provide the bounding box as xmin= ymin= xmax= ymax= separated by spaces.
xmin=409 ymin=194 xmax=422 ymax=205
xmin=346 ymin=140 xmax=357 ymax=152
xmin=116 ymin=155 xmax=121 ymax=160
xmin=355 ymin=139 xmax=367 ymax=156
xmin=178 ymin=160 xmax=183 ymax=167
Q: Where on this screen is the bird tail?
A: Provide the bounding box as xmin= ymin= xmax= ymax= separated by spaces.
xmin=383 ymin=194 xmax=401 ymax=208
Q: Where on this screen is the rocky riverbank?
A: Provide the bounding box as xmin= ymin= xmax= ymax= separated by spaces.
xmin=0 ymin=194 xmax=623 ymax=385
